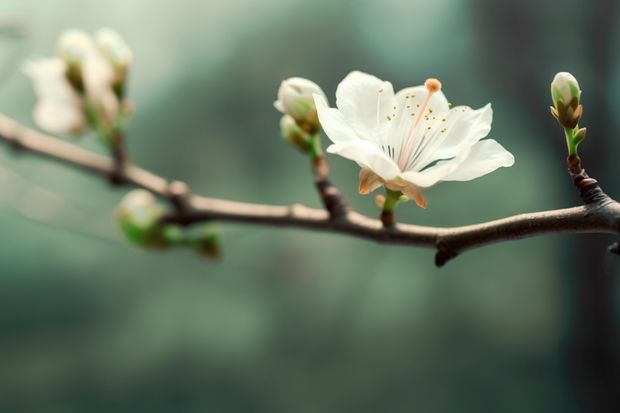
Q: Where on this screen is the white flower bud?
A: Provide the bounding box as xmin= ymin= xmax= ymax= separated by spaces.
xmin=274 ymin=77 xmax=326 ymax=128
xmin=95 ymin=28 xmax=133 ymax=69
xmin=116 ymin=189 xmax=165 ymax=247
xmin=57 ymin=29 xmax=97 ymax=66
xmin=551 ymin=72 xmax=580 ymax=107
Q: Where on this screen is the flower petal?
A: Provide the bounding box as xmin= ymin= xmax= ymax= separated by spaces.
xmin=327 ymin=140 xmax=400 ymax=181
xmin=335 ymin=71 xmax=396 ymax=139
xmin=440 ymin=139 xmax=515 ymax=181
xmin=314 ymin=94 xmax=360 ymax=143
xmin=358 ymin=168 xmax=384 ymax=194
xmin=421 ymin=103 xmax=493 ymax=165
xmin=400 ymin=184 xmax=427 ymax=208
xmin=33 ymin=100 xmax=85 ymax=134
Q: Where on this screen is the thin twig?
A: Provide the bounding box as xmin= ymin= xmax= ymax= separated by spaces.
xmin=1 ymin=112 xmax=619 ymax=266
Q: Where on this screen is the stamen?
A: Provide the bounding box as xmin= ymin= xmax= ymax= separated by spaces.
xmin=397 ymin=78 xmax=442 ymax=170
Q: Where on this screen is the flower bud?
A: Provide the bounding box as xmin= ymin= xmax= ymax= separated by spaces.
xmin=274 ymin=77 xmax=325 ymax=132
xmin=280 ymin=115 xmax=311 ymax=152
xmin=58 ymin=29 xmax=95 ymax=66
xmin=194 ymin=227 xmax=221 ymax=260
xmin=57 ymin=29 xmax=96 ymax=93
xmin=116 ymin=189 xmax=167 ymax=248
xmin=551 ymin=72 xmax=580 ymax=107
xmin=550 ymin=72 xmax=582 ymax=129
xmin=96 ymin=28 xmax=133 ymax=69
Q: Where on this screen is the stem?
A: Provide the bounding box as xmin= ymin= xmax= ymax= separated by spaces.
xmin=564 ymin=127 xmax=578 ymax=156
xmin=380 ymin=188 xmax=402 ymax=227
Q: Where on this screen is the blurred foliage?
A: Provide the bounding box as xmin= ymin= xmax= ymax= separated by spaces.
xmin=0 ymin=0 xmax=618 ymax=412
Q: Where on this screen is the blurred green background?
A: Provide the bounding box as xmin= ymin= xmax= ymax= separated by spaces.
xmin=0 ymin=0 xmax=619 ymax=412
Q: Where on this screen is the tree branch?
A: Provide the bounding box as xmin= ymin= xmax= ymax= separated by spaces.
xmin=1 ymin=112 xmax=619 ymax=266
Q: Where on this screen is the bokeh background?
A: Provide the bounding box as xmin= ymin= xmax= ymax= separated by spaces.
xmin=0 ymin=0 xmax=619 ymax=412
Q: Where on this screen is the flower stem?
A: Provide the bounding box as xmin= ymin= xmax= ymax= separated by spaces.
xmin=380 ymin=188 xmax=402 ymax=227
xmin=564 ymin=127 xmax=578 ymax=157
xmin=309 ymin=133 xmax=323 ymax=161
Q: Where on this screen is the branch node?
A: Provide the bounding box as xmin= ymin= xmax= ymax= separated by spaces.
xmin=166 ymin=180 xmax=191 ymax=213
xmin=380 ymin=211 xmax=395 ymax=228
xmin=567 ymin=155 xmax=611 ymax=205
xmin=435 ymin=241 xmax=458 ymax=267
xmin=315 ymin=179 xmax=349 ymax=219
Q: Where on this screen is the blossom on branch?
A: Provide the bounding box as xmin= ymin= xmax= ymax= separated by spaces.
xmin=23 ymin=28 xmax=132 ymax=140
xmin=314 ymin=71 xmax=515 ymax=208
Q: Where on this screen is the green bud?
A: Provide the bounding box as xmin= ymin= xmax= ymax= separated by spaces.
xmin=574 ymin=127 xmax=587 ymax=146
xmin=280 ymin=115 xmax=311 ymax=152
xmin=189 ymin=226 xmax=221 ymax=260
xmin=116 ymin=189 xmax=167 ymax=248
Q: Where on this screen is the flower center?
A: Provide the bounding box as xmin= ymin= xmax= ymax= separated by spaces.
xmin=397 ymin=78 xmax=442 ymax=171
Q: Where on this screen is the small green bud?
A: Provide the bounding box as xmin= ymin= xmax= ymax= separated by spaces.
xmin=189 ymin=226 xmax=221 ymax=260
xmin=574 ymin=127 xmax=587 ymax=146
xmin=280 ymin=115 xmax=311 ymax=152
xmin=116 ymin=189 xmax=167 ymax=248
xmin=274 ymin=77 xmax=325 ymax=133
xmin=550 ymin=72 xmax=582 ymax=129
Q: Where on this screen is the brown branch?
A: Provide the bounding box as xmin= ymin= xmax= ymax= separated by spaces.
xmin=1 ymin=112 xmax=619 ymax=266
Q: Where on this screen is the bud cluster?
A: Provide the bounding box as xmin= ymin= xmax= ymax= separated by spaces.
xmin=116 ymin=190 xmax=220 ymax=259
xmin=274 ymin=77 xmax=325 ymax=154
xmin=23 ymin=28 xmax=133 ymax=143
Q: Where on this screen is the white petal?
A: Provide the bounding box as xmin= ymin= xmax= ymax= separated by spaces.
xmin=440 ymin=139 xmax=515 ymax=181
xmin=422 ymin=104 xmax=493 ymax=164
xmin=33 ymin=100 xmax=85 ymax=134
xmin=327 ymin=140 xmax=400 ymax=181
xmin=23 ymin=58 xmax=78 ymax=103
xmin=314 ymin=94 xmax=360 ymax=143
xmin=83 ymin=50 xmax=115 ymax=101
xmin=335 ymin=71 xmax=396 ymax=139
xmin=394 ymin=85 xmax=450 ymax=116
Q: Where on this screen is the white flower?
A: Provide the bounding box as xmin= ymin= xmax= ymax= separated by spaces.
xmin=24 ymin=29 xmax=130 ymax=135
xmin=22 ymin=58 xmax=86 ymax=133
xmin=274 ymin=77 xmax=326 ymax=127
xmin=314 ymin=71 xmax=514 ymax=208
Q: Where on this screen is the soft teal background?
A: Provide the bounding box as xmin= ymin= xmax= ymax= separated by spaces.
xmin=0 ymin=0 xmax=619 ymax=412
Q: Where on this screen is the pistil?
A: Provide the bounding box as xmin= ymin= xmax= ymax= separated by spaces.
xmin=397 ymin=78 xmax=442 ymax=170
